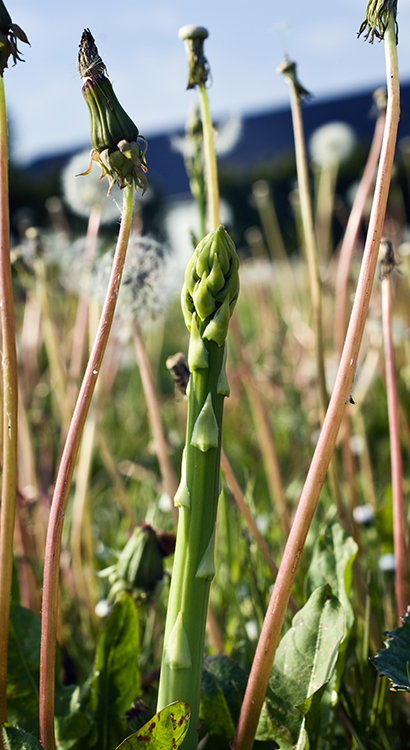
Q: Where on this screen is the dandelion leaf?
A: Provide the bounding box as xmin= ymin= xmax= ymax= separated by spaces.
xmin=255 ymin=585 xmax=345 ymax=750
xmin=372 ymin=607 xmax=410 ymax=691
xmin=199 ymin=656 xmax=248 ymax=743
xmin=114 ymin=702 xmax=190 ymax=749
xmin=1 ymin=726 xmax=44 ymax=750
xmin=85 ymin=595 xmax=141 ymax=750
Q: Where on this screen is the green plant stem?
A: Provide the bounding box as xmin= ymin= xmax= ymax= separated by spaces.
xmin=381 ymin=273 xmax=408 ymax=621
xmin=157 ymin=340 xmax=226 ymax=750
xmin=232 ymin=19 xmax=399 ymax=750
xmin=198 ymin=82 xmax=220 ymax=230
xmin=0 ymin=76 xmax=18 ymax=735
xmin=39 ymin=185 xmax=134 ymax=750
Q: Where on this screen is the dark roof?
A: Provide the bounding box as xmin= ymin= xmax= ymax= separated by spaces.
xmin=27 ymin=81 xmax=410 ymax=198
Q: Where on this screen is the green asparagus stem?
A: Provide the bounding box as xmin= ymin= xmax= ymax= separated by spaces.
xmin=157 ymin=225 xmax=239 ymax=749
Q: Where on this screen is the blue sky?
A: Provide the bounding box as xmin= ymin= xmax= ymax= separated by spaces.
xmin=5 ymin=0 xmax=410 ymax=163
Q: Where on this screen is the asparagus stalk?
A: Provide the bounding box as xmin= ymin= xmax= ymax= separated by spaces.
xmin=157 ymin=225 xmax=239 ymax=750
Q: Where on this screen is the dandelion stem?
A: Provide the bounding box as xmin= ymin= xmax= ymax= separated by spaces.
xmin=381 ymin=271 xmax=408 ymax=621
xmin=132 ymin=321 xmax=179 ymax=522
xmin=0 ymin=75 xmax=18 ymax=733
xmin=198 ymin=83 xmax=220 ymax=230
xmin=39 ymin=185 xmax=134 ymax=750
xmin=233 ymin=17 xmax=400 ymax=750
xmin=334 ymin=101 xmax=386 ymax=357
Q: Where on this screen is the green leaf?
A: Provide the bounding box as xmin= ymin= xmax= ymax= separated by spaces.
xmin=305 ymin=523 xmax=358 ymax=749
xmin=306 ymin=522 xmax=358 ymax=633
xmin=6 ymin=603 xmax=41 ymax=735
xmin=54 ymin=684 xmax=91 ymax=749
xmin=1 ymin=726 xmax=43 ymax=750
xmin=199 ymin=655 xmax=248 ymax=741
xmin=256 ymin=585 xmax=345 ymax=750
xmin=114 ymin=702 xmax=190 ymax=749
xmin=85 ymin=594 xmax=141 ymax=750
xmin=372 ymin=607 xmax=410 ymax=691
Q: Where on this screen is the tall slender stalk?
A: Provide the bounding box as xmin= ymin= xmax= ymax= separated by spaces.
xmin=0 ymin=76 xmax=18 ymax=733
xmin=278 ymin=59 xmax=346 ymax=527
xmin=39 ymin=185 xmax=134 ymax=750
xmin=380 ymin=240 xmax=408 ymax=621
xmin=157 ymin=226 xmax=239 ymax=750
xmin=132 ymin=321 xmax=179 ymax=517
xmin=233 ymin=14 xmax=400 ymax=749
xmin=198 ymin=83 xmax=220 ymax=230
xmin=334 ymin=93 xmax=386 ymax=357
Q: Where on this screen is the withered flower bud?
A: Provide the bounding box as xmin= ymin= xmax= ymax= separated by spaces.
xmin=178 ymin=24 xmax=210 ymax=89
xmin=358 ymin=0 xmax=398 ymax=44
xmin=277 ymin=59 xmax=311 ymax=104
xmin=0 ymin=0 xmax=29 ymax=76
xmin=77 ymin=29 xmax=148 ymax=194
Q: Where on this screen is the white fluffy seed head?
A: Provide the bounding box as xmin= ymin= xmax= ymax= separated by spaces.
xmin=309 ymin=122 xmax=357 ymax=169
xmin=62 ymin=149 xmax=122 ymax=224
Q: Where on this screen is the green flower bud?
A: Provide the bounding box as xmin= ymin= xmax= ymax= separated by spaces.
xmin=78 ymin=29 xmax=148 ymax=193
xmin=100 ymin=523 xmax=174 ymax=602
xmin=0 ymin=1 xmax=29 ymax=76
xmin=181 ymin=225 xmax=239 ymax=346
xmin=358 ymin=0 xmax=398 ymax=44
xmin=178 ymin=24 xmax=210 ymax=90
xmin=277 ymin=59 xmax=311 ymax=104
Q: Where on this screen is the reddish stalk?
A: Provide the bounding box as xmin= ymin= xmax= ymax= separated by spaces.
xmin=39 ymin=186 xmax=134 ymax=750
xmin=381 ymin=254 xmax=408 ymax=621
xmin=132 ymin=320 xmax=179 ymax=523
xmin=232 ymin=18 xmax=400 ymax=750
xmin=334 ymin=95 xmax=386 ymax=357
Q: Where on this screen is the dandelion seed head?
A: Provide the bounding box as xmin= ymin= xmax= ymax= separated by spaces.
xmin=62 ymin=149 xmax=122 ymax=224
xmin=309 ymin=122 xmax=357 ymax=169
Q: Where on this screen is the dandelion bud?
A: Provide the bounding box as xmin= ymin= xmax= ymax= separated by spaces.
xmin=181 ymin=225 xmax=239 ymax=347
xmin=77 ymin=29 xmax=148 ymax=194
xmin=178 ymin=24 xmax=209 ymax=89
xmin=0 ymin=0 xmax=29 ymax=75
xmin=358 ymin=0 xmax=398 ymax=43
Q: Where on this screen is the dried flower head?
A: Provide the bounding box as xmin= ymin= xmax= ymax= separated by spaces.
xmin=178 ymin=24 xmax=210 ymax=89
xmin=277 ymin=58 xmax=311 ymax=104
xmin=0 ymin=1 xmax=29 ymax=75
xmin=358 ymin=0 xmax=398 ymax=43
xmin=78 ymin=29 xmax=148 ymax=194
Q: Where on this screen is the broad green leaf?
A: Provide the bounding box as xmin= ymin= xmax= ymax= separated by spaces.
xmin=200 ymin=655 xmax=248 ymax=741
xmin=306 ymin=523 xmax=357 ymax=750
xmin=1 ymin=725 xmax=43 ymax=749
xmin=256 ymin=585 xmax=345 ymax=750
xmin=54 ymin=684 xmax=91 ymax=749
xmin=6 ymin=603 xmax=41 ymax=735
xmin=372 ymin=607 xmax=410 ymax=691
xmin=306 ymin=523 xmax=357 ymax=632
xmin=114 ymin=702 xmax=190 ymax=749
xmin=86 ymin=594 xmax=141 ymax=750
